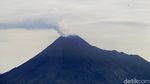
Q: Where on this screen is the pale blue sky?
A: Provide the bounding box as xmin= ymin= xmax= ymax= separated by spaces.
xmin=0 ymin=0 xmax=150 ymax=73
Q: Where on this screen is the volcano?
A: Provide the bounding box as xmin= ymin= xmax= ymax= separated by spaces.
xmin=0 ymin=35 xmax=150 ymax=84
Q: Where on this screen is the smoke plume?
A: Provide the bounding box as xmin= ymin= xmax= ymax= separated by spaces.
xmin=0 ymin=19 xmax=65 ymax=36
xmin=52 ymin=27 xmax=65 ymax=36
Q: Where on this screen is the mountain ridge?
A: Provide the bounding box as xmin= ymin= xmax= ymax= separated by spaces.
xmin=0 ymin=35 xmax=150 ymax=84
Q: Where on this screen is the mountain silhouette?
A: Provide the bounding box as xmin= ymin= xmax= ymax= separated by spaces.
xmin=0 ymin=35 xmax=150 ymax=84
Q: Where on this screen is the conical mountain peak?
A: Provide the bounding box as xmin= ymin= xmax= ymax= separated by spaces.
xmin=51 ymin=35 xmax=90 ymax=47
xmin=1 ymin=35 xmax=150 ymax=84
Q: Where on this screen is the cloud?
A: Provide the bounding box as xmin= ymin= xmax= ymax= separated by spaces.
xmin=97 ymin=20 xmax=149 ymax=27
xmin=0 ymin=0 xmax=150 ymax=73
xmin=0 ymin=19 xmax=57 ymax=29
xmin=0 ymin=0 xmax=149 ymax=29
xmin=0 ymin=18 xmax=65 ymax=35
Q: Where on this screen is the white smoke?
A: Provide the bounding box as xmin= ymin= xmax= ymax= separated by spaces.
xmin=56 ymin=20 xmax=70 ymax=36
xmin=53 ymin=27 xmax=65 ymax=36
xmin=0 ymin=19 xmax=67 ymax=36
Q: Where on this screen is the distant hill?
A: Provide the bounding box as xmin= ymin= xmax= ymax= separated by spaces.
xmin=0 ymin=35 xmax=150 ymax=84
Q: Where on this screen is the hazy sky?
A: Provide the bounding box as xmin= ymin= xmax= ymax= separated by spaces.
xmin=0 ymin=0 xmax=150 ymax=73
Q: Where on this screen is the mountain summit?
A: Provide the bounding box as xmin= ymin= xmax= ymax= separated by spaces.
xmin=0 ymin=35 xmax=150 ymax=84
xmin=49 ymin=35 xmax=90 ymax=48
